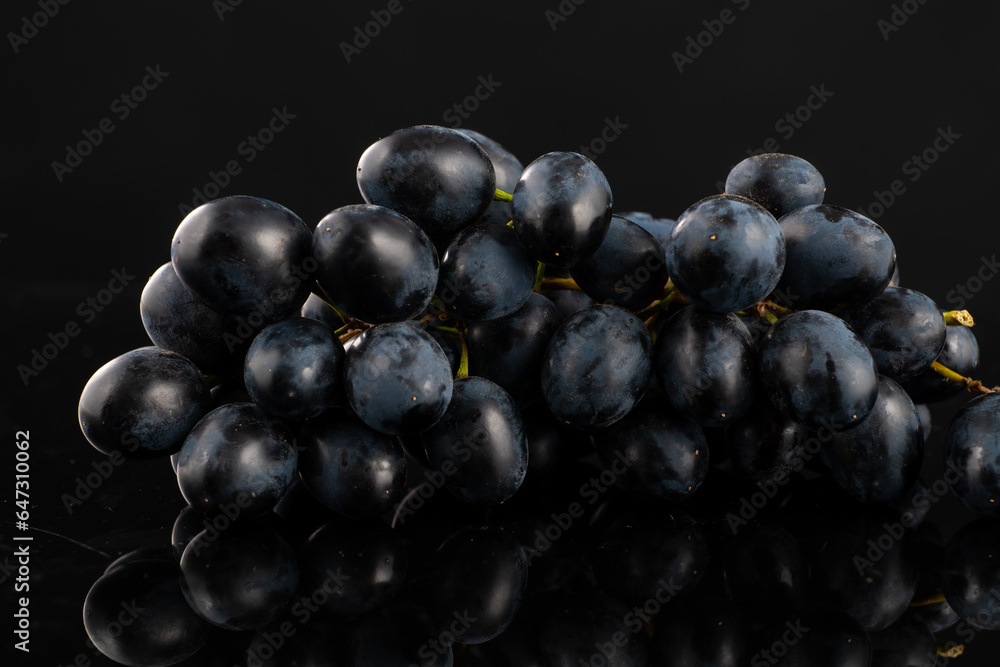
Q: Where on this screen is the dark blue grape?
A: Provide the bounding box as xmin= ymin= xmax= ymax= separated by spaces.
xmin=83 ymin=558 xmax=212 ymax=666
xmin=466 ymin=292 xmax=561 ymax=407
xmin=664 ymin=194 xmax=785 ymax=313
xmin=759 ymin=310 xmax=879 ymax=428
xmin=297 ymin=410 xmax=407 ymax=519
xmin=773 ymin=204 xmax=896 ymax=312
xmin=176 ymin=402 xmax=298 ymax=519
xmin=512 ymin=151 xmax=613 ymax=267
xmin=593 ymin=392 xmax=707 ymax=502
xmin=357 ymin=124 xmax=496 ymax=237
xmin=724 ymin=153 xmax=826 ymax=219
xmin=419 ymin=376 xmax=528 ymax=505
xmin=821 ymin=376 xmax=923 ymax=505
xmin=437 ymin=221 xmax=535 ymax=321
xmin=457 ymin=128 xmax=523 ymax=224
xmin=344 ymin=321 xmax=453 ymax=435
xmin=570 ymin=214 xmax=669 ymax=311
xmin=901 ymin=325 xmax=979 ymax=403
xmin=654 ymin=306 xmax=758 ymax=427
xmin=244 ymin=317 xmax=345 ymax=421
xmin=140 ymin=262 xmax=251 ymax=375
xmin=542 ymin=304 xmax=652 ymax=429
xmin=180 ymin=521 xmax=299 ymax=631
xmin=943 ymin=518 xmax=1000 ymax=630
xmin=617 ymin=210 xmax=675 ymax=251
xmin=843 ymin=286 xmax=946 ymax=382
xmin=79 ymin=347 xmax=212 ymax=459
xmin=171 ymin=195 xmax=314 ymax=320
xmin=313 ymin=204 xmax=438 ymax=324
xmin=943 ymin=393 xmax=1000 ymax=519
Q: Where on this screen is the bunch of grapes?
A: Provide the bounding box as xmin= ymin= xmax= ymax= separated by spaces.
xmin=77 ymin=125 xmax=1000 ymax=666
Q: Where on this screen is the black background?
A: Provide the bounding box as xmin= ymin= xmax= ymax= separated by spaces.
xmin=3 ymin=0 xmax=1000 ymax=664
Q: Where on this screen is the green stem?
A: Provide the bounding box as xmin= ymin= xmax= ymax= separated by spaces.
xmin=943 ymin=309 xmax=975 ymax=327
xmin=457 ymin=331 xmax=469 ymax=378
xmin=636 ymin=291 xmax=678 ymax=321
xmin=432 ymin=325 xmax=462 ymax=336
xmin=494 ymin=189 xmax=513 ymax=203
xmin=533 ymin=262 xmax=546 ymax=292
xmin=539 ymin=277 xmax=580 ymax=291
xmin=931 ymin=361 xmax=998 ymax=394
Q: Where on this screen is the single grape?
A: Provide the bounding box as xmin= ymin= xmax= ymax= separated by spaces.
xmin=313 ymin=204 xmax=438 ymax=324
xmin=357 ymin=124 xmax=496 ymax=237
xmin=78 ymin=347 xmax=212 ymax=459
xmin=759 ymin=310 xmax=879 ymax=428
xmin=297 ymin=409 xmax=407 ymax=519
xmin=664 ymin=194 xmax=785 ymax=313
xmin=140 ymin=261 xmax=251 ymax=375
xmin=653 ymin=306 xmax=758 ymax=426
xmin=820 ymin=376 xmax=923 ymax=505
xmin=773 ymin=204 xmax=895 ymax=312
xmin=724 ymin=153 xmax=826 ymax=219
xmin=344 ymin=321 xmax=453 ymax=435
xmin=570 ymin=214 xmax=669 ymax=311
xmin=175 ymin=402 xmax=298 ymax=519
xmin=437 ymin=220 xmax=535 ymax=321
xmin=244 ymin=317 xmax=345 ymax=421
xmin=943 ymin=393 xmax=1000 ymax=519
xmin=943 ymin=518 xmax=1000 ymax=631
xmin=842 ymin=286 xmax=946 ymax=382
xmin=418 ymin=376 xmax=528 ymax=505
xmin=542 ymin=304 xmax=652 ymax=429
xmin=170 ymin=195 xmax=314 ymax=320
xmin=512 ymin=151 xmax=613 ymax=267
